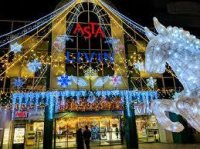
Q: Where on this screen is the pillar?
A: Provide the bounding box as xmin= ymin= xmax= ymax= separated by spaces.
xmin=43 ymin=34 xmax=54 ymax=149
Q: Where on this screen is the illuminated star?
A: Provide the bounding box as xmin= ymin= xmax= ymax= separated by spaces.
xmin=13 ymin=77 xmax=25 ymax=88
xmin=10 ymin=42 xmax=22 ymax=53
xmin=57 ymin=74 xmax=72 ymax=88
xmin=146 ymin=77 xmax=157 ymax=89
xmin=27 ymin=59 xmax=42 ymax=72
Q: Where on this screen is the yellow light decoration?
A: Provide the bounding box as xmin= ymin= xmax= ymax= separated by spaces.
xmin=84 ymin=67 xmax=98 ymax=80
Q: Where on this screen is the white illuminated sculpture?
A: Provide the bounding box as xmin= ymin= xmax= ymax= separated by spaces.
xmin=145 ymin=17 xmax=200 ymax=132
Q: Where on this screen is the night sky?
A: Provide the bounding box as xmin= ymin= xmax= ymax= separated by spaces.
xmin=0 ymin=0 xmax=199 ymax=36
xmin=0 ymin=0 xmax=155 ymax=26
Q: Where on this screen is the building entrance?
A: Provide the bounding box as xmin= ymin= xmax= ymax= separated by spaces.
xmin=55 ymin=115 xmax=122 ymax=148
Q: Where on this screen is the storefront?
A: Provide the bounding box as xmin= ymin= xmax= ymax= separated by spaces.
xmin=10 ymin=113 xmax=161 ymax=149
xmin=55 ymin=112 xmax=122 ymax=148
xmin=136 ymin=115 xmax=159 ymax=143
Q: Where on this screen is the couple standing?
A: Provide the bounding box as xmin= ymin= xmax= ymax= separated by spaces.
xmin=76 ymin=125 xmax=91 ymax=149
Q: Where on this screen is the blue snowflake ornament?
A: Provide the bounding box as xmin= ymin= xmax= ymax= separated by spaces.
xmin=57 ymin=74 xmax=72 ymax=88
xmin=27 ymin=59 xmax=42 ymax=72
xmin=10 ymin=42 xmax=22 ymax=54
xmin=13 ymin=77 xmax=25 ymax=88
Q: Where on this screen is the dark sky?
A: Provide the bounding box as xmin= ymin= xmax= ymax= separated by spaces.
xmin=0 ymin=0 xmax=155 ymax=26
xmin=0 ymin=0 xmax=199 ymax=35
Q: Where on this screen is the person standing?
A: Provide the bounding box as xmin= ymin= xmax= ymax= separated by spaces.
xmin=116 ymin=127 xmax=119 ymax=139
xmin=76 ymin=128 xmax=84 ymax=149
xmin=83 ymin=126 xmax=91 ymax=149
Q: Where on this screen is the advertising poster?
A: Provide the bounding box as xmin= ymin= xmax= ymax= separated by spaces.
xmin=13 ymin=128 xmax=25 ymax=144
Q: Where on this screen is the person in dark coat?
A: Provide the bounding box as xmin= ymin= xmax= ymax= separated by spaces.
xmin=76 ymin=128 xmax=84 ymax=149
xmin=83 ymin=126 xmax=91 ymax=149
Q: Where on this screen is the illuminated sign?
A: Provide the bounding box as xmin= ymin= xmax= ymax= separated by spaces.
xmin=13 ymin=128 xmax=25 ymax=144
xmin=66 ymin=51 xmax=114 ymax=63
xmin=15 ymin=111 xmax=28 ymax=118
xmin=73 ymin=22 xmax=105 ymax=39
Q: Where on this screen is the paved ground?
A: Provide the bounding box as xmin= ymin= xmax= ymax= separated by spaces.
xmin=25 ymin=143 xmax=200 ymax=149
xmin=90 ymin=144 xmax=200 ymax=149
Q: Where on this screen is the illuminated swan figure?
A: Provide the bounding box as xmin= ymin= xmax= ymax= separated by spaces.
xmin=145 ymin=17 xmax=200 ymax=132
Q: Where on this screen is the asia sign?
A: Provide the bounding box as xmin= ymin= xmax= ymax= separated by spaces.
xmin=73 ymin=22 xmax=105 ymax=39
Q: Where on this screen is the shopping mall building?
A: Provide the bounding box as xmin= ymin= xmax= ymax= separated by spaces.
xmin=0 ymin=0 xmax=198 ymax=149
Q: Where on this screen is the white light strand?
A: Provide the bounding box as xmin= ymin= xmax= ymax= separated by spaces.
xmin=0 ymin=0 xmax=76 ymax=48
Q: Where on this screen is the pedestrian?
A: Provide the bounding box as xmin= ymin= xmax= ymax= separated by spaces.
xmin=116 ymin=127 xmax=119 ymax=139
xmin=83 ymin=125 xmax=91 ymax=149
xmin=76 ymin=128 xmax=84 ymax=149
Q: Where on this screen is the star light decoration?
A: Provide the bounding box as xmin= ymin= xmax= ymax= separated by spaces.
xmin=110 ymin=76 xmax=122 ymax=87
xmin=27 ymin=59 xmax=42 ymax=72
xmin=146 ymin=77 xmax=157 ymax=89
xmin=53 ymin=34 xmax=73 ymax=52
xmin=10 ymin=42 xmax=22 ymax=54
xmin=57 ymin=74 xmax=72 ymax=88
xmin=84 ymin=67 xmax=98 ymax=80
xmin=134 ymin=61 xmax=145 ymax=71
xmin=13 ymin=77 xmax=25 ymax=88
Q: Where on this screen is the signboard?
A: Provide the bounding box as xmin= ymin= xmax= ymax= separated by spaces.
xmin=28 ymin=110 xmax=44 ymax=120
xmin=15 ymin=111 xmax=28 ymax=118
xmin=13 ymin=128 xmax=25 ymax=144
xmin=66 ymin=51 xmax=114 ymax=63
xmin=67 ymin=22 xmax=113 ymax=64
xmin=73 ymin=22 xmax=105 ymax=39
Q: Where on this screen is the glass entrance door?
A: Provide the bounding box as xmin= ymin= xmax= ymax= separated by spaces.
xmin=56 ymin=115 xmax=122 ymax=148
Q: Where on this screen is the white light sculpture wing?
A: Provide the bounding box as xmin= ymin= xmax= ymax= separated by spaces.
xmin=71 ymin=76 xmax=88 ymax=87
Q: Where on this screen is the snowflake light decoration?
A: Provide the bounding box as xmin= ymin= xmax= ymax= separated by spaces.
xmin=57 ymin=74 xmax=72 ymax=88
xmin=63 ymin=34 xmax=74 ymax=42
xmin=134 ymin=61 xmax=145 ymax=71
xmin=113 ymin=44 xmax=124 ymax=54
xmin=27 ymin=59 xmax=42 ymax=72
xmin=53 ymin=34 xmax=73 ymax=52
xmin=105 ymin=37 xmax=120 ymax=45
xmin=146 ymin=77 xmax=157 ymax=89
xmin=10 ymin=42 xmax=22 ymax=54
xmin=13 ymin=77 xmax=25 ymax=88
xmin=110 ymin=76 xmax=122 ymax=87
xmin=84 ymin=67 xmax=98 ymax=79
